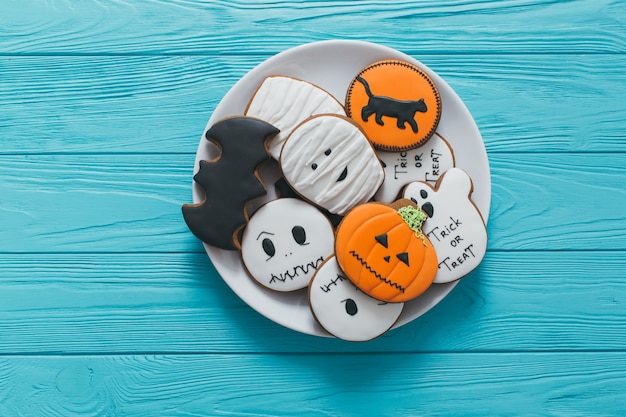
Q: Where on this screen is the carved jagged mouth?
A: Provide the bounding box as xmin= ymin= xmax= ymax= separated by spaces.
xmin=336 ymin=166 xmax=348 ymax=182
xmin=268 ymin=256 xmax=324 ymax=284
xmin=349 ymin=250 xmax=405 ymax=293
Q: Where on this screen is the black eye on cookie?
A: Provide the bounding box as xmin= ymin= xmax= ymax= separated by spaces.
xmin=262 ymin=237 xmax=275 ymax=258
xmin=310 ymin=148 xmax=333 ymax=170
xmin=291 ymin=225 xmax=309 ymax=245
xmin=410 ymin=190 xmax=434 ymax=218
xmin=342 ymin=298 xmax=358 ymax=316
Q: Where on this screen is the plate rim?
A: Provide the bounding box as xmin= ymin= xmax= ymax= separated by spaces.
xmin=191 ymin=39 xmax=490 ymax=337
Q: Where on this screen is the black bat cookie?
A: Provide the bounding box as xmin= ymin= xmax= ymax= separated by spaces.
xmin=182 ymin=116 xmax=279 ymax=250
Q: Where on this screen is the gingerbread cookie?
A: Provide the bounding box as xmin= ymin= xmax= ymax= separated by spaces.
xmin=279 ymin=114 xmax=384 ymax=216
xmin=374 ymin=132 xmax=455 ymax=203
xmin=403 ymin=168 xmax=487 ymax=283
xmin=245 ymin=76 xmax=346 ymax=160
xmin=240 ymin=198 xmax=334 ymax=292
xmin=182 ymin=116 xmax=279 ymax=250
xmin=334 ymin=199 xmax=438 ymax=303
xmin=309 ymin=256 xmax=404 ymax=342
xmin=345 ymin=59 xmax=441 ymax=151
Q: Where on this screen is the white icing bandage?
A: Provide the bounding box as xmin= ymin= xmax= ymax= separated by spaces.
xmin=280 ymin=114 xmax=384 ymax=216
xmin=245 ymin=76 xmax=346 ymax=160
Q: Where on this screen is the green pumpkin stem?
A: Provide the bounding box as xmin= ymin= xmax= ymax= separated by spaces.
xmin=397 ymin=205 xmax=428 ymax=244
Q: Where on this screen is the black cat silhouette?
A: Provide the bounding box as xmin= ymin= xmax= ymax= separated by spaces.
xmin=356 ymin=76 xmax=427 ymax=133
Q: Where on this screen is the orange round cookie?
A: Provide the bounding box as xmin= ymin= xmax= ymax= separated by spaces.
xmin=345 ymin=59 xmax=441 ymax=151
xmin=334 ymin=199 xmax=438 ymax=303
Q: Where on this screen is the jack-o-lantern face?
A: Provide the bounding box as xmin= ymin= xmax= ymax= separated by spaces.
xmin=335 ymin=199 xmax=438 ymax=302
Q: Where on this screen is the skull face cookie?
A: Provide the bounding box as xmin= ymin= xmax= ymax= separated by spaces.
xmin=309 ymin=256 xmax=404 ymax=342
xmin=280 ymin=114 xmax=384 ymax=216
xmin=403 ymin=168 xmax=488 ymax=284
xmin=241 ymin=198 xmax=334 ymax=292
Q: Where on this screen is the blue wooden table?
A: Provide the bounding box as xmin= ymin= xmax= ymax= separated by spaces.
xmin=2 ymin=1 xmax=625 ymax=415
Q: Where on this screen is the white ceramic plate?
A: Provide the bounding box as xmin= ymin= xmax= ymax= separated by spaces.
xmin=192 ymin=40 xmax=491 ymax=337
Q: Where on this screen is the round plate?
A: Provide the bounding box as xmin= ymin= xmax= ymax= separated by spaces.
xmin=192 ymin=40 xmax=490 ymax=337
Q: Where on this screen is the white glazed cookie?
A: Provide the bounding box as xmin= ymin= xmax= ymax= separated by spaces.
xmin=309 ymin=256 xmax=404 ymax=342
xmin=245 ymin=76 xmax=346 ymax=160
xmin=374 ymin=133 xmax=455 ymax=203
xmin=280 ymin=114 xmax=384 ymax=216
xmin=402 ymin=168 xmax=487 ymax=283
xmin=241 ymin=198 xmax=335 ymax=292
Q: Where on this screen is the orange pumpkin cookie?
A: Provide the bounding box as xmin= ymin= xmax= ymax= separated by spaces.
xmin=345 ymin=59 xmax=441 ymax=151
xmin=334 ymin=199 xmax=438 ymax=303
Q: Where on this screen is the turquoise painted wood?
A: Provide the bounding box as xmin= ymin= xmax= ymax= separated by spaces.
xmin=1 ymin=0 xmax=626 ymax=415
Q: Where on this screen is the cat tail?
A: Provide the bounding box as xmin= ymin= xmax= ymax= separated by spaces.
xmin=356 ymin=76 xmax=373 ymax=97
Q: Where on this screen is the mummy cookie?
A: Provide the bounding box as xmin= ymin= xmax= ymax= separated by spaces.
xmin=374 ymin=133 xmax=455 ymax=203
xmin=280 ymin=114 xmax=384 ymax=216
xmin=245 ymin=76 xmax=346 ymax=160
xmin=335 ymin=199 xmax=438 ymax=303
xmin=182 ymin=116 xmax=279 ymax=250
xmin=241 ymin=198 xmax=334 ymax=292
xmin=309 ymin=256 xmax=404 ymax=342
xmin=403 ymin=168 xmax=487 ymax=283
xmin=345 ymin=59 xmax=441 ymax=151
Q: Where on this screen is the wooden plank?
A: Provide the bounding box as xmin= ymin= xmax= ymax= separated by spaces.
xmin=0 ymin=251 xmax=624 ymax=353
xmin=1 ymin=153 xmax=624 ymax=253
xmin=0 ymin=352 xmax=624 ymax=416
xmin=1 ymin=0 xmax=625 ymax=54
xmin=2 ymin=54 xmax=626 ymax=154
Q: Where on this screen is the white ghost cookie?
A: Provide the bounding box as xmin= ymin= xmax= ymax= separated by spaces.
xmin=241 ymin=198 xmax=334 ymax=292
xmin=374 ymin=133 xmax=455 ymax=203
xmin=245 ymin=76 xmax=346 ymax=160
xmin=403 ymin=168 xmax=488 ymax=283
xmin=280 ymin=114 xmax=384 ymax=216
xmin=309 ymin=256 xmax=404 ymax=342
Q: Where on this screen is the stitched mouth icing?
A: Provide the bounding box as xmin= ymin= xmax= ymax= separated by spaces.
xmin=268 ymin=256 xmax=325 ymax=285
xmin=348 ymin=250 xmax=405 ymax=293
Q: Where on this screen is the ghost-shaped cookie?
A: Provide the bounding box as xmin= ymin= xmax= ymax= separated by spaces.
xmin=241 ymin=198 xmax=334 ymax=292
xmin=245 ymin=76 xmax=346 ymax=160
xmin=280 ymin=114 xmax=384 ymax=216
xmin=374 ymin=133 xmax=455 ymax=203
xmin=309 ymin=256 xmax=404 ymax=342
xmin=402 ymin=168 xmax=488 ymax=283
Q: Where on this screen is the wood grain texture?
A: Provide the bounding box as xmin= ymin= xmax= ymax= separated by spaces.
xmin=2 ymin=0 xmax=626 ymax=413
xmin=0 ymin=353 xmax=625 ymax=416
xmin=1 ymin=54 xmax=625 ymax=154
xmin=1 ymin=0 xmax=625 ymax=54
xmin=1 ymin=153 xmax=624 ymax=253
xmin=0 ymin=251 xmax=624 ymax=353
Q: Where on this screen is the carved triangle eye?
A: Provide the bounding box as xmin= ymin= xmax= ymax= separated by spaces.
xmin=397 ymin=252 xmax=409 ymax=266
xmin=375 ymin=233 xmax=388 ymax=248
